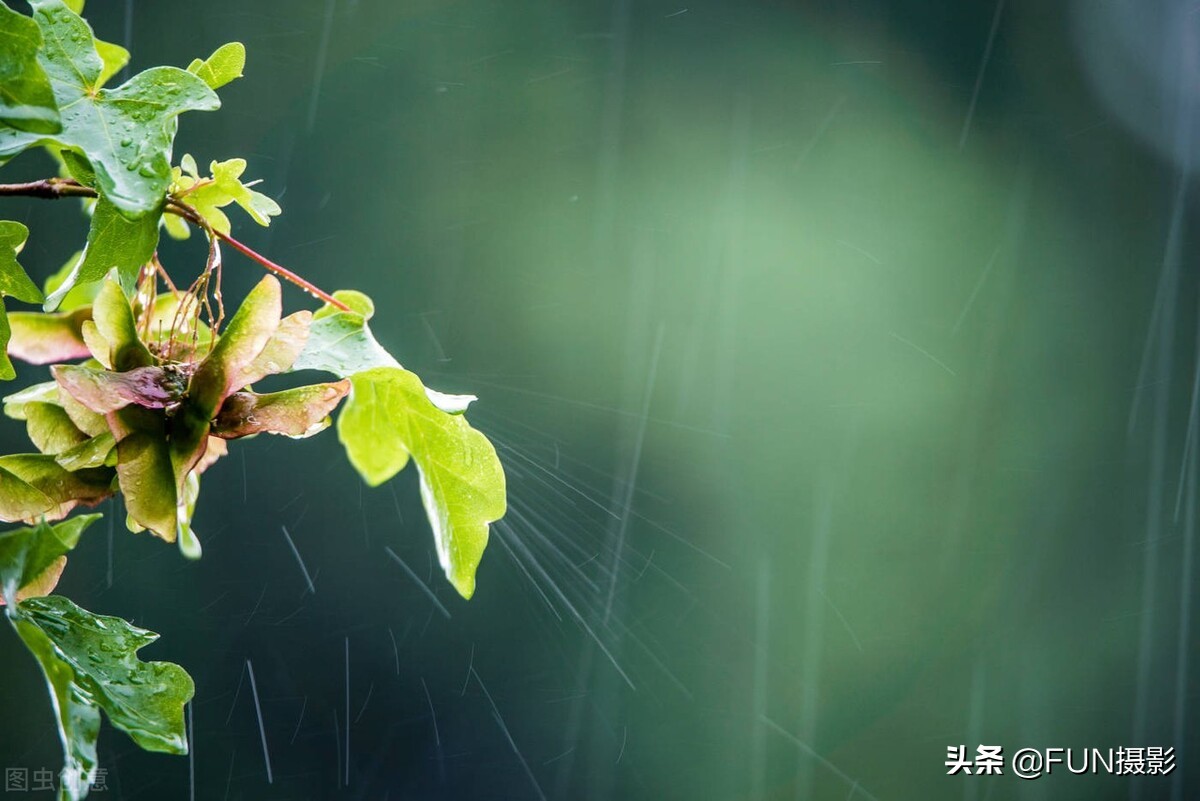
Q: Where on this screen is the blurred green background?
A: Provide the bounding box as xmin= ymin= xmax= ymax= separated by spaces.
xmin=1 ymin=0 xmax=1197 ymax=799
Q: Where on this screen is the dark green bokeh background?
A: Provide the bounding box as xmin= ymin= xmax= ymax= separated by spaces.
xmin=0 ymin=0 xmax=1196 ymax=799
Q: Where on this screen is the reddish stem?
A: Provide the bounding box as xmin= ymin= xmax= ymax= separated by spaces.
xmin=0 ymin=178 xmax=349 ymax=312
xmin=212 ymin=229 xmax=348 ymax=311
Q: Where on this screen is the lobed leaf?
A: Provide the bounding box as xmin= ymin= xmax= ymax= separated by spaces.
xmin=337 ymin=366 xmax=505 ymax=599
xmin=293 ymin=291 xmax=475 ymax=412
xmin=0 ymin=0 xmax=220 ymax=217
xmin=186 ymin=42 xmax=245 ymax=90
xmin=11 ymin=595 xmax=193 ymax=800
xmin=293 ymin=290 xmax=397 ymax=376
xmin=0 ymin=221 xmax=44 ymax=380
xmin=171 ymin=155 xmax=280 ymax=235
xmin=0 ymin=1 xmax=59 ymax=133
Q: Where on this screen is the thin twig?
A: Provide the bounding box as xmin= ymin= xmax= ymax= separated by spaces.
xmin=0 ymin=178 xmax=349 ymax=311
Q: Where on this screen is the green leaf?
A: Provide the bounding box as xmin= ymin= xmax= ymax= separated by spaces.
xmin=0 ymin=514 xmax=99 ymax=604
xmin=0 ymin=0 xmax=220 ymax=217
xmin=0 ymin=221 xmax=44 ymax=380
xmin=94 ymin=39 xmax=129 ymax=90
xmin=44 ymin=251 xmax=100 ymax=311
xmin=0 ymin=222 xmax=41 ymax=303
xmin=9 ymin=610 xmax=100 ymax=800
xmin=89 ymin=278 xmax=154 ymax=371
xmin=0 ymin=1 xmax=60 ymax=133
xmin=292 ymin=291 xmax=472 ymax=413
xmin=337 ymin=366 xmax=506 ymax=599
xmin=293 ymin=290 xmax=397 ymax=376
xmin=3 ymin=380 xmax=58 ymax=419
xmin=107 ymin=406 xmax=176 ymax=541
xmin=59 ymin=150 xmax=94 ymax=187
xmin=55 ymin=432 xmax=115 ymax=472
xmin=186 ymin=42 xmax=245 ymax=90
xmin=23 ymin=400 xmax=87 ymax=454
xmin=12 ymin=595 xmax=193 ymax=800
xmin=171 ymin=156 xmax=280 ymax=234
xmin=46 ymin=198 xmax=160 ymax=309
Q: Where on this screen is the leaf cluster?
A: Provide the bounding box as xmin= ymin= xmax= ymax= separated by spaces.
xmin=0 ymin=3 xmax=506 ymax=798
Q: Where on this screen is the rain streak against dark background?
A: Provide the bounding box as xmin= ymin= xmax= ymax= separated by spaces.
xmin=1 ymin=0 xmax=1198 ymax=799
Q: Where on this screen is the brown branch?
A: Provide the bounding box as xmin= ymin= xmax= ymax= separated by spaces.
xmin=0 ymin=178 xmax=349 ymax=311
xmin=0 ymin=178 xmax=95 ymax=200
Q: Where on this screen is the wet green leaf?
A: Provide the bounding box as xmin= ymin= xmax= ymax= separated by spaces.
xmin=89 ymin=278 xmax=154 ymax=371
xmin=0 ymin=514 xmax=99 ymax=604
xmin=292 ymin=290 xmax=473 ymax=412
xmin=58 ymin=149 xmax=94 ymax=187
xmin=171 ymin=155 xmax=280 ymax=234
xmin=186 ymin=42 xmax=245 ymax=90
xmin=9 ymin=610 xmax=99 ymax=800
xmin=338 ymin=366 xmax=506 ymax=599
xmin=44 ymin=251 xmax=100 ymax=312
xmin=107 ymin=406 xmax=176 ymax=541
xmin=0 ymin=1 xmax=59 ymax=134
xmin=55 ymin=432 xmax=115 ymax=472
xmin=293 ymin=290 xmax=397 ymax=376
xmin=0 ymin=0 xmax=220 ymax=217
xmin=46 ymin=198 xmax=160 ymax=309
xmin=0 ymin=221 xmax=44 ymax=380
xmin=12 ymin=595 xmax=193 ymax=801
xmin=23 ymin=401 xmax=87 ymax=454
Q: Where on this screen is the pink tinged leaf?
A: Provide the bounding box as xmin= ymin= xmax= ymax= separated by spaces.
xmin=52 ymin=364 xmax=186 ymax=414
xmin=7 ymin=308 xmax=93 ymax=364
xmin=9 ymin=555 xmax=67 ymax=603
xmin=211 ymin=380 xmax=351 ymax=440
xmin=190 ymin=276 xmax=282 ymax=417
xmin=194 ymin=436 xmax=227 ymax=475
xmin=57 ymin=386 xmax=109 ymax=437
xmin=0 ymin=454 xmax=114 ymax=523
xmin=238 ymin=310 xmax=312 ymax=388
